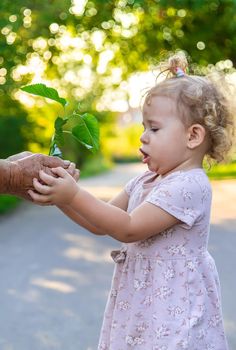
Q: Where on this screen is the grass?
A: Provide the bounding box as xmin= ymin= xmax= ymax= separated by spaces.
xmin=0 ymin=195 xmax=21 ymax=215
xmin=206 ymin=161 xmax=236 ymax=180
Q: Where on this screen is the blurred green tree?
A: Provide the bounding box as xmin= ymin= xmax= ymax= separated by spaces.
xmin=1 ymin=0 xmax=236 ymax=160
xmin=0 ymin=95 xmax=34 ymax=158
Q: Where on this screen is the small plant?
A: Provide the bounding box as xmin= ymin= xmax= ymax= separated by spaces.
xmin=20 ymin=83 xmax=99 ymax=158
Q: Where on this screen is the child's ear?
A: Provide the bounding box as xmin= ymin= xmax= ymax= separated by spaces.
xmin=187 ymin=124 xmax=206 ymax=149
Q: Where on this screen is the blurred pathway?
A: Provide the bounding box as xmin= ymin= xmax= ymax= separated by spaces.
xmin=0 ymin=163 xmax=235 ymax=350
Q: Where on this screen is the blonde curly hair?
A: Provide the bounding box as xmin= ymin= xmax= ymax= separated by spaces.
xmin=144 ymin=52 xmax=235 ymax=163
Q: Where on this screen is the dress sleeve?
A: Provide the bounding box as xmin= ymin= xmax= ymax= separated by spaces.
xmin=124 ymin=171 xmax=150 ymax=196
xmin=145 ymin=174 xmax=204 ymax=229
xmin=124 ymin=175 xmax=141 ymax=196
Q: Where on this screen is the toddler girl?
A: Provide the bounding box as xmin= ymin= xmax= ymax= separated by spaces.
xmin=29 ymin=53 xmax=234 ymax=350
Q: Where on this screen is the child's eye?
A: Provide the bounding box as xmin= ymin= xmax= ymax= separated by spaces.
xmin=151 ymin=128 xmax=159 ymax=132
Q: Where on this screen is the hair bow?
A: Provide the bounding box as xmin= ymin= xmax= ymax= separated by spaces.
xmin=175 ymin=67 xmax=185 ymax=77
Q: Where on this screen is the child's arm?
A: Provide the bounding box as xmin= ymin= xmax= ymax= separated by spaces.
xmin=58 ymin=204 xmax=106 ymax=235
xmin=58 ymin=189 xmax=129 ymax=235
xmin=65 ymin=187 xmax=179 ymax=243
xmin=29 ymin=168 xmax=180 ymax=243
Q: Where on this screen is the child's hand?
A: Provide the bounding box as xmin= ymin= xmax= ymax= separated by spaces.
xmin=28 ymin=166 xmax=79 ymax=206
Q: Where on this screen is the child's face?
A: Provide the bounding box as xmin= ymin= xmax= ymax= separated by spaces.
xmin=140 ymin=95 xmax=189 ymax=175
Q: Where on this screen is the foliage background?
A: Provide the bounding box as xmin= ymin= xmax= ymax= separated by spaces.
xmin=1 ymin=0 xmax=236 ymax=211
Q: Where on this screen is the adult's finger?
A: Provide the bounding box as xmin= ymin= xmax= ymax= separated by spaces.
xmin=42 ymin=155 xmax=70 ymax=168
xmin=66 ymin=162 xmax=78 ymax=177
xmin=73 ymin=169 xmax=80 ymax=182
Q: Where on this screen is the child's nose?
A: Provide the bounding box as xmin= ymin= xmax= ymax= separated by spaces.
xmin=140 ymin=130 xmax=148 ymax=143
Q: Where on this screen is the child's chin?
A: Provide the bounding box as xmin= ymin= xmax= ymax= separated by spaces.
xmin=147 ymin=164 xmax=155 ymax=172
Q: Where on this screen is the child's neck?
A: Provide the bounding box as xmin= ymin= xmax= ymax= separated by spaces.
xmin=162 ymin=159 xmax=203 ymax=178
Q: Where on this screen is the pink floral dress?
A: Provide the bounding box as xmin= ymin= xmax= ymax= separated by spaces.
xmin=98 ymin=169 xmax=228 ymax=350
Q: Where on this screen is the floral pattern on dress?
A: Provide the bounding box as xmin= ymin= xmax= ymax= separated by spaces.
xmin=98 ymin=169 xmax=228 ymax=350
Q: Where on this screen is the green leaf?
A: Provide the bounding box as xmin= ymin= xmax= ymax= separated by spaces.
xmin=49 ymin=116 xmax=69 ymax=157
xmin=21 ymin=83 xmax=67 ymax=107
xmin=52 ymin=117 xmax=68 ymax=147
xmin=55 ymin=116 xmax=68 ymax=131
xmin=71 ymin=113 xmax=99 ymax=153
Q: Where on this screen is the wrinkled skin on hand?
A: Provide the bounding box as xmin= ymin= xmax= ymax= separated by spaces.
xmin=7 ymin=152 xmax=79 ymax=200
xmin=6 ymin=151 xmax=33 ymax=162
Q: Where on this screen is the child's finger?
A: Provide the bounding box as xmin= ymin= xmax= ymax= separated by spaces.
xmin=51 ymin=166 xmax=68 ymax=178
xmin=33 ymin=178 xmax=52 ymax=194
xmin=39 ymin=170 xmax=56 ymax=185
xmin=32 ymin=200 xmax=53 ymax=206
xmin=28 ymin=189 xmax=51 ymax=204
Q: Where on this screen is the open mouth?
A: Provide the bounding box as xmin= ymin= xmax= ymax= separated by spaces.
xmin=139 ymin=148 xmax=150 ymax=164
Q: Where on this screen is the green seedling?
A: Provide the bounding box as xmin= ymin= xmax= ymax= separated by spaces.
xmin=20 ymin=83 xmax=99 ymax=158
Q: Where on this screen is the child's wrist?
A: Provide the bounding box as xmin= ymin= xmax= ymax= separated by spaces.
xmin=69 ymin=185 xmax=81 ymax=206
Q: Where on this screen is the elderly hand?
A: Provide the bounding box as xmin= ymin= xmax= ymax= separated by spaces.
xmin=7 ymin=153 xmax=79 ymax=200
xmin=7 ymin=151 xmax=80 ymax=180
xmin=6 ymin=151 xmax=33 ymax=162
